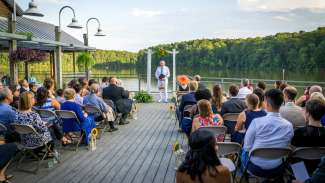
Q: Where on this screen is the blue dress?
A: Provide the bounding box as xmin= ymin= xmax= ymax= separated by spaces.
xmin=321 ymin=115 xmax=325 ymax=126
xmin=232 ymin=110 xmax=267 ymax=144
xmin=60 ymin=101 xmax=96 ymax=145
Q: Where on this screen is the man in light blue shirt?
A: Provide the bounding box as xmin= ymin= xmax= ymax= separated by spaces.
xmin=243 ymin=89 xmax=293 ymax=176
xmin=0 ymin=87 xmax=16 ymax=125
xmin=84 ymin=83 xmax=118 ymax=132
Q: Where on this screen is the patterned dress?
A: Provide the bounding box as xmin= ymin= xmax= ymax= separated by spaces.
xmin=198 ymin=114 xmax=224 ymax=142
xmin=15 ymin=111 xmax=52 ymax=148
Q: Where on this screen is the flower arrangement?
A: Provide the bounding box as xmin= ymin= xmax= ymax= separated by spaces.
xmin=10 ymin=48 xmax=48 ymax=62
xmin=172 ymin=141 xmax=186 ymax=169
xmin=134 ymin=91 xmax=153 ymax=103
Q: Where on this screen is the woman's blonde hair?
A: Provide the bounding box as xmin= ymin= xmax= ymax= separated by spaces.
xmin=310 ymin=92 xmax=325 ymax=104
xmin=19 ymin=91 xmax=34 ymax=111
xmin=198 ymin=99 xmax=213 ymax=118
xmin=64 ymin=88 xmax=76 ymax=100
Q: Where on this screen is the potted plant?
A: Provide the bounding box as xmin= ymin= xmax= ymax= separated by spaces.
xmin=77 ymin=52 xmax=95 ymax=80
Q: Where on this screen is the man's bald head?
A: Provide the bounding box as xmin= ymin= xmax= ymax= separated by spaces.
xmin=110 ymin=77 xmax=118 ymax=85
xmin=309 ymin=85 xmax=323 ymax=95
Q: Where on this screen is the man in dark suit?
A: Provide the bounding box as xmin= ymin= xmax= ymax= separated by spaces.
xmin=178 ymin=81 xmax=198 ymax=122
xmin=102 ymin=78 xmax=131 ymax=125
xmin=221 ymin=84 xmax=246 ymax=115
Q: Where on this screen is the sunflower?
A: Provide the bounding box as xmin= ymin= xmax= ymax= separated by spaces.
xmin=91 ymin=128 xmax=98 ymax=138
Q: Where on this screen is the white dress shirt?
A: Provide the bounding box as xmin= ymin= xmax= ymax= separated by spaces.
xmin=244 ymin=112 xmax=293 ymax=169
xmin=237 ymin=86 xmax=253 ymax=99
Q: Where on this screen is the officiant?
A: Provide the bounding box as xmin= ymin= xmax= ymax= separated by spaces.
xmin=155 ymin=60 xmax=170 ymax=103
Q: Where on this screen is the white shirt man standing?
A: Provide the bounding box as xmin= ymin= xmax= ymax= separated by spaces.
xmin=237 ymin=79 xmax=253 ymax=99
xmin=155 ymin=60 xmax=170 ymax=103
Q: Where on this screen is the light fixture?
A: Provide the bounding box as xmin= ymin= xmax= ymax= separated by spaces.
xmin=24 ymin=0 xmax=44 ymax=17
xmin=67 ymin=17 xmax=83 ymax=29
xmin=94 ymin=28 xmax=106 ymax=36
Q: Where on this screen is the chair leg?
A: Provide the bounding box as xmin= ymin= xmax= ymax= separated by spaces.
xmin=75 ymin=133 xmax=84 ymax=151
xmin=239 ymin=161 xmax=250 ymax=183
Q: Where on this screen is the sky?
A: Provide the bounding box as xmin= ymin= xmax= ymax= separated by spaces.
xmin=16 ymin=0 xmax=325 ymax=52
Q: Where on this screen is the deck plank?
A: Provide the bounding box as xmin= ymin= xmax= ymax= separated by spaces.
xmin=9 ymin=103 xmax=185 ymax=183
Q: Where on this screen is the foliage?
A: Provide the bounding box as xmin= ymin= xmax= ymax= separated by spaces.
xmin=134 ymin=91 xmax=153 ymax=103
xmin=137 ymin=27 xmax=325 ymax=71
xmin=76 ymin=52 xmax=95 ymax=70
xmin=16 ymin=32 xmax=33 ymax=39
xmin=9 ymin=48 xmax=48 ymax=62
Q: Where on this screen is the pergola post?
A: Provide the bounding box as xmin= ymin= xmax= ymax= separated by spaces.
xmin=73 ymin=51 xmax=76 ymax=79
xmin=8 ymin=15 xmax=18 ymax=85
xmin=145 ymin=49 xmax=153 ymax=93
xmin=54 ymin=26 xmax=63 ymax=89
xmin=24 ymin=62 xmax=28 ymax=80
xmin=167 ymin=48 xmax=179 ymax=93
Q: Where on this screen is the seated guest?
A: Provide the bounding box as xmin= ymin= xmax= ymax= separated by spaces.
xmin=190 ymin=89 xmax=212 ymax=117
xmin=193 ymin=75 xmax=206 ymax=90
xmin=177 ymin=75 xmax=190 ymax=92
xmin=296 ymin=86 xmax=311 ymax=108
xmin=237 ymin=79 xmax=253 ymax=99
xmin=100 ymin=77 xmax=110 ymax=91
xmin=274 ymin=80 xmax=282 ymax=89
xmin=102 ymin=78 xmax=132 ymax=125
xmin=310 ymin=92 xmax=325 ymax=126
xmin=242 ymin=89 xmax=293 ymax=177
xmin=72 ymin=84 xmax=84 ymax=106
xmin=256 ymin=81 xmax=266 ymax=91
xmin=78 ymin=77 xmax=89 ymax=97
xmin=18 ymin=79 xmax=29 ymax=94
xmin=29 ymin=82 xmax=37 ymax=95
xmin=0 ymin=81 xmax=2 ymax=90
xmin=178 ymin=81 xmax=198 ymax=121
xmin=253 ymin=88 xmax=265 ymax=109
xmin=83 ymin=83 xmax=118 ymax=132
xmin=309 ymin=85 xmax=323 ymax=96
xmin=280 ymin=86 xmax=306 ymax=128
xmin=0 ymin=88 xmax=16 ymax=125
xmin=234 ymin=94 xmax=267 ymax=144
xmin=221 ymin=84 xmax=246 ymax=115
xmin=34 ymin=87 xmax=60 ymax=111
xmin=43 ymin=78 xmax=56 ymax=99
xmin=88 ymin=79 xmax=98 ymax=88
xmin=55 ymin=89 xmax=65 ymax=104
xmin=291 ymin=99 xmax=325 ymax=174
xmin=15 ymin=92 xmax=54 ymax=149
xmin=211 ymin=84 xmax=227 ymax=114
xmin=8 ymin=85 xmax=19 ymax=109
xmin=292 ymin=157 xmax=325 ymax=183
xmin=279 ymin=83 xmax=288 ymax=91
xmin=68 ymin=79 xmax=78 ymax=88
xmin=191 ymin=100 xmax=224 ymax=140
xmin=177 ymin=129 xmax=231 ymax=183
xmin=61 ymin=88 xmax=96 ymax=144
xmin=0 ymin=143 xmax=17 ymax=182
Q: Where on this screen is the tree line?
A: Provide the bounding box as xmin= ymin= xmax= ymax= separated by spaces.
xmin=137 ymin=27 xmax=325 ymax=71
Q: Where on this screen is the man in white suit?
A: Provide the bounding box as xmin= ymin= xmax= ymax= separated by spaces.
xmin=155 ymin=60 xmax=170 ymax=103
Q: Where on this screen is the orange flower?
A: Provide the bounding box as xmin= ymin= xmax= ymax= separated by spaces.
xmin=177 ymin=75 xmax=190 ymax=85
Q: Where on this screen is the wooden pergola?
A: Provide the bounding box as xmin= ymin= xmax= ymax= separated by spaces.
xmin=0 ymin=0 xmax=95 ymax=86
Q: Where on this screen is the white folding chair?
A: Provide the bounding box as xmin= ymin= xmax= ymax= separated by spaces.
xmin=11 ymin=123 xmax=53 ymax=174
xmin=55 ymin=110 xmax=84 ymax=151
xmin=198 ymin=126 xmax=227 ymax=142
xmin=84 ymin=104 xmax=108 ymax=137
xmin=34 ymin=109 xmax=60 ymax=124
xmin=240 ymin=147 xmax=293 ymax=183
xmin=217 ymin=142 xmax=242 ymax=180
xmin=291 ymin=147 xmax=325 ymax=160
xmin=0 ymin=123 xmax=7 ymax=132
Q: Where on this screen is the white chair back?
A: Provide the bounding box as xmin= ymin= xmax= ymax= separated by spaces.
xmin=292 ymin=147 xmax=325 ymax=160
xmin=35 ymin=109 xmax=57 ymax=119
xmin=217 ymin=142 xmax=242 ymax=157
xmin=10 ymin=123 xmax=38 ymax=135
xmin=250 ymin=147 xmax=292 ymax=160
xmin=223 ymin=113 xmax=240 ymax=122
xmin=84 ymin=105 xmax=102 ymax=115
xmin=198 ymin=126 xmax=227 ymax=137
xmin=55 ymin=110 xmax=81 ymax=124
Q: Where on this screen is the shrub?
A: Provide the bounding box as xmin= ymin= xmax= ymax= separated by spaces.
xmin=134 ymin=91 xmax=153 ymax=103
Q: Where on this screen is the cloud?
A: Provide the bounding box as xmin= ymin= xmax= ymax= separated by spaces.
xmin=273 ymin=16 xmax=291 ymax=22
xmin=238 ymin=0 xmax=325 ymax=12
xmin=131 ymin=8 xmax=163 ymax=18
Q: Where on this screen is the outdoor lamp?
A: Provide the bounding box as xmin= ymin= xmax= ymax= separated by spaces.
xmin=24 ymin=0 xmax=44 ymax=17
xmin=67 ymin=17 xmax=83 ymax=29
xmin=94 ymin=28 xmax=106 ymax=36
xmin=59 ymin=6 xmax=83 ymax=31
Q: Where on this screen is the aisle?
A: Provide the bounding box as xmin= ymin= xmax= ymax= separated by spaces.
xmin=10 ymin=103 xmax=187 ymax=183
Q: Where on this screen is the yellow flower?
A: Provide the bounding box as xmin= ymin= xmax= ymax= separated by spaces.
xmin=172 ymin=141 xmax=180 ymax=152
xmin=91 ymin=128 xmax=98 ymax=138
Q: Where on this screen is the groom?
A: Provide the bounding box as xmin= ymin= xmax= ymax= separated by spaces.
xmin=155 ymin=60 xmax=170 ymax=103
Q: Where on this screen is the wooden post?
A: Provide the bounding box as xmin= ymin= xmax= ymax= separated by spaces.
xmin=8 ymin=15 xmax=18 ymax=85
xmin=145 ymin=49 xmax=153 ymax=93
xmin=54 ymin=26 xmax=63 ymax=89
xmin=24 ymin=62 xmax=28 ymax=80
xmin=73 ymin=51 xmax=76 ymax=79
xmin=50 ymin=51 xmax=54 ymax=79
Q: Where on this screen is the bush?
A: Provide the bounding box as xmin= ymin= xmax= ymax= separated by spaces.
xmin=134 ymin=91 xmax=153 ymax=103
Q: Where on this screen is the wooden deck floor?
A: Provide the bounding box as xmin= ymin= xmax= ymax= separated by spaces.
xmin=9 ymin=103 xmax=188 ymax=183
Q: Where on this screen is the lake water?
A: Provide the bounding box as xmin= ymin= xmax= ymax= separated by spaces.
xmin=20 ymin=66 xmax=324 ymax=96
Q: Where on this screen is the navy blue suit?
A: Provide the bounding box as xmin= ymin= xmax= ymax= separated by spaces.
xmin=178 ymin=92 xmax=197 ymax=121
